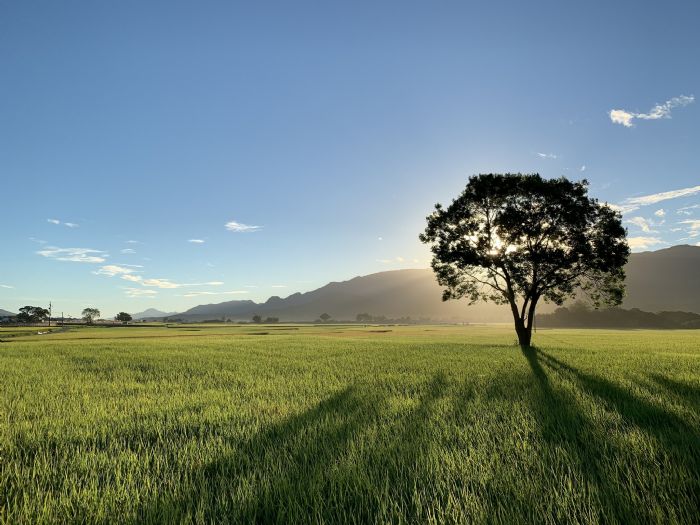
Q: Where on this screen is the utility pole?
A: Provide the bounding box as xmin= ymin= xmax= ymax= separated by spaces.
xmin=48 ymin=301 xmax=52 ymax=327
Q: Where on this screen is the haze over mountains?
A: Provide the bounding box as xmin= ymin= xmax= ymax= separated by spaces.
xmin=159 ymin=245 xmax=700 ymax=322
xmin=132 ymin=308 xmax=178 ymax=320
xmin=2 ymin=246 xmax=698 ymax=322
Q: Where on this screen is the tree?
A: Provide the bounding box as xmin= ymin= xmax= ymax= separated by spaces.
xmin=16 ymin=306 xmax=50 ymax=324
xmin=115 ymin=312 xmax=132 ymax=324
xmin=356 ymin=313 xmax=373 ymax=323
xmin=264 ymin=317 xmax=279 ymax=323
xmin=252 ymin=314 xmax=262 ymax=324
xmin=82 ymin=308 xmax=101 ymax=324
xmin=319 ymin=313 xmax=331 ymax=323
xmin=420 ymin=174 xmax=629 ymax=348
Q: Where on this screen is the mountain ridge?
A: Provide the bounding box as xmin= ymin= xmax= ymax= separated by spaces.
xmin=168 ymin=245 xmax=700 ymax=322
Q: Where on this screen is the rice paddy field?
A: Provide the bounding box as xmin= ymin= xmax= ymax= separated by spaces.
xmin=1 ymin=324 xmax=698 ymax=524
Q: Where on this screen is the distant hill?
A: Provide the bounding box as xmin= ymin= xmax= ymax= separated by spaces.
xmin=623 ymin=245 xmax=700 ymax=312
xmin=0 ymin=309 xmax=16 ymax=317
xmin=132 ymin=308 xmax=178 ymax=320
xmin=172 ymin=244 xmax=700 ymax=323
xmin=174 ymin=272 xmax=509 ymax=322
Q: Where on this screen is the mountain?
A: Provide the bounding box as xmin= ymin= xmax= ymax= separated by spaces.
xmin=132 ymin=308 xmax=179 ymax=320
xmin=173 ymin=245 xmax=700 ymax=322
xmin=623 ymin=245 xmax=700 ymax=312
xmin=0 ymin=309 xmax=16 ymax=317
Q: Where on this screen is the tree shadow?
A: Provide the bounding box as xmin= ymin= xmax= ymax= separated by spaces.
xmin=136 ymin=373 xmax=450 ymax=524
xmin=521 ymin=347 xmax=627 ymax=523
xmin=532 ymin=349 xmax=700 ymax=523
xmin=646 ymin=373 xmax=700 ymax=408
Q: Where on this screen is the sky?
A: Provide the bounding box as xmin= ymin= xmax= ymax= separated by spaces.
xmin=1 ymin=0 xmax=699 ymax=317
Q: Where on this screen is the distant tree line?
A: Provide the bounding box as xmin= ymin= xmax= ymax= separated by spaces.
xmin=537 ymin=302 xmax=700 ymax=329
xmin=4 ymin=305 xmax=140 ymax=326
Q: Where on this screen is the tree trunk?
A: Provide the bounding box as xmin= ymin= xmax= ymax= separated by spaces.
xmin=515 ymin=322 xmax=532 ymax=349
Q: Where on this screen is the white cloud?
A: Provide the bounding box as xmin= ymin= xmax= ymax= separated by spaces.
xmin=188 ymin=239 xmax=205 ymax=244
xmin=271 ymin=284 xmax=287 ymax=288
xmin=29 ymin=237 xmax=47 ymax=244
xmin=536 ymin=152 xmax=557 ymax=159
xmin=126 ymin=240 xmax=142 ymax=244
xmin=677 ymin=204 xmax=700 ymax=215
xmin=180 ymin=290 xmax=249 ymax=297
xmin=122 ymin=277 xmax=226 ymax=289
xmin=627 ymin=236 xmax=665 ymax=250
xmin=609 ymin=110 xmax=635 ymax=127
xmin=377 ymin=256 xmax=408 ymax=264
xmin=616 ymin=184 xmax=700 ymax=214
xmin=47 ymin=218 xmax=79 ymax=228
xmin=654 ymin=209 xmax=666 ymax=217
xmin=680 ymin=219 xmax=700 ymax=237
xmin=0 ymin=284 xmax=13 ymax=289
xmin=610 ymin=95 xmax=694 ymax=127
xmin=121 ymin=248 xmax=136 ymax=254
xmin=94 ymin=265 xmax=139 ymax=277
xmin=626 ymin=216 xmax=656 ymax=233
xmin=225 ymin=221 xmax=261 ymax=232
xmin=124 ymin=287 xmax=158 ymax=298
xmin=37 ymin=247 xmax=107 ymax=263
xmin=580 ymin=165 xmax=586 ymax=172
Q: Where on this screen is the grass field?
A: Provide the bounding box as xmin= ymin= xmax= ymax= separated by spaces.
xmin=1 ymin=324 xmax=699 ymax=524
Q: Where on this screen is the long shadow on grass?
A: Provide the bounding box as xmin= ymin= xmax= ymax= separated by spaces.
xmin=647 ymin=373 xmax=700 ymax=408
xmin=522 ymin=348 xmax=632 ymax=523
xmin=534 ymin=350 xmax=700 ymax=523
xmin=138 ymin=375 xmax=450 ymax=524
xmin=139 ymin=385 xmax=385 ymax=523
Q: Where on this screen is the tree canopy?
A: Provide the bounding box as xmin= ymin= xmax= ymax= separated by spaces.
xmin=115 ymin=312 xmax=132 ymax=323
xmin=420 ymin=173 xmax=629 ymax=347
xmin=16 ymin=306 xmax=50 ymax=324
xmin=82 ymin=308 xmax=101 ymax=324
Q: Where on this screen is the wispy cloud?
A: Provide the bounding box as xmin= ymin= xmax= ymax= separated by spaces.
xmin=270 ymin=284 xmax=287 ymax=288
xmin=536 ymin=152 xmax=557 ymax=159
xmin=676 ymin=204 xmax=700 ymax=216
xmin=29 ymin=237 xmax=47 ymax=244
xmin=580 ymin=165 xmax=586 ymax=172
xmin=680 ymin=219 xmax=700 ymax=237
xmin=188 ymin=239 xmax=205 ymax=244
xmin=654 ymin=209 xmax=666 ymax=217
xmin=627 ymin=236 xmax=665 ymax=250
xmin=610 ymin=95 xmax=694 ymax=127
xmin=93 ymin=265 xmax=141 ymax=277
xmin=118 ymin=276 xmax=225 ymax=289
xmin=126 ymin=240 xmax=142 ymax=244
xmin=616 ymin=184 xmax=700 ymax=213
xmin=377 ymin=256 xmax=406 ymax=264
xmin=37 ymin=246 xmax=107 ymax=263
xmin=120 ymin=248 xmax=136 ymax=254
xmin=225 ymin=221 xmax=261 ymax=232
xmin=180 ymin=290 xmax=249 ymax=297
xmin=124 ymin=287 xmax=158 ymax=298
xmin=0 ymin=284 xmax=13 ymax=289
xmin=47 ymin=218 xmax=79 ymax=228
xmin=626 ymin=216 xmax=656 ymax=233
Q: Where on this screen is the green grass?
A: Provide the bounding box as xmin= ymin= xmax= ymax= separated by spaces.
xmin=1 ymin=325 xmax=699 ymax=524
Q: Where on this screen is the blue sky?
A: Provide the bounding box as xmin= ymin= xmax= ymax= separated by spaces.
xmin=1 ymin=0 xmax=699 ymax=317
